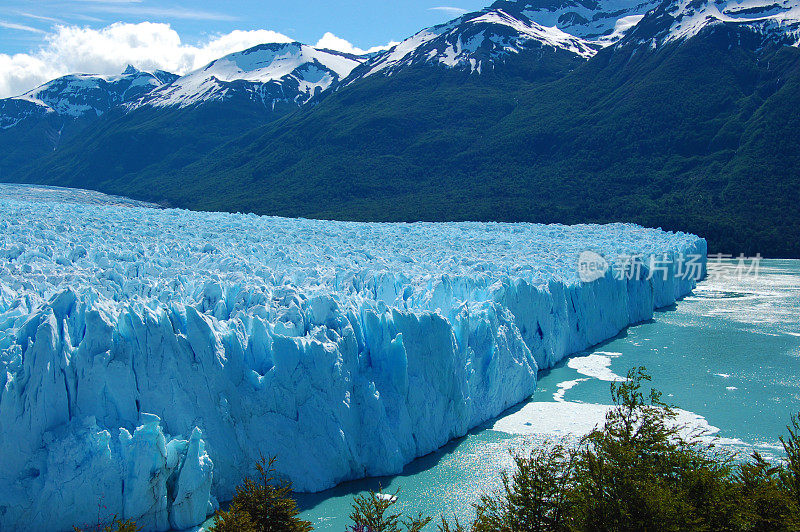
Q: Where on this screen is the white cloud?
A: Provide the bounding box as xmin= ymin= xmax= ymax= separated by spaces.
xmin=315 ymin=32 xmax=398 ymax=56
xmin=81 ymin=5 xmax=240 ymax=22
xmin=0 ymin=22 xmax=294 ymax=98
xmin=15 ymin=12 xmax=66 ymax=25
xmin=429 ymin=6 xmax=469 ymax=17
xmin=0 ymin=20 xmax=47 ymax=34
xmin=0 ymin=54 xmax=55 ymax=100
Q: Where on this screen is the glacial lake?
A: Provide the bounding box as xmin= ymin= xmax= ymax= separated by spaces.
xmin=292 ymin=259 xmax=800 ymax=530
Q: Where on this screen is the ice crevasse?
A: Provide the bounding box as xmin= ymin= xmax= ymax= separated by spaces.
xmin=0 ymin=187 xmax=707 ymax=530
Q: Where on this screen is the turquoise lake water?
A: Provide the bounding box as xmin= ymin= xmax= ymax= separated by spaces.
xmin=293 ymin=259 xmax=800 ymax=530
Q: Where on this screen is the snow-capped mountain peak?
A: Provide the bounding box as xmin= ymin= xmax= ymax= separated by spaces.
xmin=134 ymin=42 xmax=365 ymax=110
xmin=467 ymin=9 xmax=599 ymax=56
xmin=14 ymin=67 xmax=176 ymax=119
xmin=623 ymin=0 xmax=800 ymax=48
xmin=347 ymin=7 xmax=598 ymax=81
xmin=491 ymin=0 xmax=663 ymax=44
xmin=0 ymin=66 xmax=176 ymax=134
xmin=491 ymin=0 xmax=800 ymax=49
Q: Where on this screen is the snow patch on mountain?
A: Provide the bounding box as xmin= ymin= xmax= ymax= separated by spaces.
xmin=596 ymin=14 xmax=648 ymax=44
xmin=0 ymin=98 xmax=53 ymax=130
xmin=651 ymin=0 xmax=800 ymax=46
xmin=134 ymin=42 xmax=364 ymax=110
xmin=492 ymin=0 xmax=661 ymax=43
xmin=8 ymin=67 xmax=176 ymax=119
xmin=351 ymin=8 xmax=597 ymax=80
xmin=0 ymin=185 xmax=706 ymax=531
xmin=472 ymin=10 xmax=598 ymax=56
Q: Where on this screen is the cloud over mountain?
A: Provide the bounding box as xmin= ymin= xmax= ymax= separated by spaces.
xmin=315 ymin=32 xmax=398 ymax=55
xmin=0 ymin=22 xmax=294 ymax=97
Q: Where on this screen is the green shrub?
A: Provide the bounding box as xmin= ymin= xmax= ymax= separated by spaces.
xmin=437 ymin=516 xmax=466 ymax=532
xmin=348 ymin=489 xmax=432 ymax=532
xmin=210 ymin=455 xmax=312 ymax=532
xmin=570 ymin=367 xmax=740 ymax=531
xmin=470 ymin=367 xmax=800 ymax=531
xmin=473 ymin=443 xmax=576 ymax=532
xmin=73 ymin=517 xmax=140 ymax=532
xmin=736 ymin=452 xmax=798 ymax=530
xmin=779 ymin=414 xmax=800 ymax=503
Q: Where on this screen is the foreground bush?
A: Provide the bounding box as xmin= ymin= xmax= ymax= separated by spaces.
xmin=347 ymin=489 xmax=432 ymax=532
xmin=468 ymin=367 xmax=800 ymax=531
xmin=73 ymin=517 xmax=140 ymax=532
xmin=210 ymin=455 xmax=312 ymax=532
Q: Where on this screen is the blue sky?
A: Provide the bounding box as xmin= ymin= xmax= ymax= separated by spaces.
xmin=0 ymin=1 xmax=488 ymax=55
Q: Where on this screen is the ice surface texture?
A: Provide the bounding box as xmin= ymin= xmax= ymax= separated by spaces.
xmin=0 ymin=190 xmax=706 ymax=530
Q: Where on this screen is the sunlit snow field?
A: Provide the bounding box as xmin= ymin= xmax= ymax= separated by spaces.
xmin=294 ymin=260 xmax=800 ymax=530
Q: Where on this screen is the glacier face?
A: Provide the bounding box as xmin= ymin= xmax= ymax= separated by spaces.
xmin=0 ymin=187 xmax=706 ymax=531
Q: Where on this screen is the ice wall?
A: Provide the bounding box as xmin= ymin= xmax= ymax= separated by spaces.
xmin=0 ymin=190 xmax=706 ymax=530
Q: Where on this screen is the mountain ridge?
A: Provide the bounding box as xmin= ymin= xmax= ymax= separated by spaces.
xmin=129 ymin=42 xmax=365 ymax=112
xmin=490 ymin=0 xmax=662 ymax=42
xmin=343 ymin=7 xmax=598 ymax=84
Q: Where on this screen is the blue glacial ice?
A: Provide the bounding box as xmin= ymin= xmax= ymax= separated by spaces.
xmin=0 ymin=188 xmax=706 ymax=530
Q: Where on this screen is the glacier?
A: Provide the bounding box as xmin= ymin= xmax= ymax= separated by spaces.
xmin=0 ymin=185 xmax=706 ymax=531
